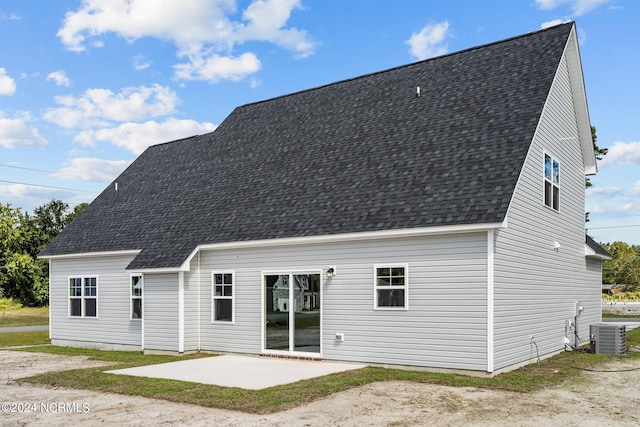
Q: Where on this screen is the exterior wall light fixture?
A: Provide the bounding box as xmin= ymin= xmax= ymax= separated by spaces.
xmin=326 ymin=267 xmax=336 ymax=277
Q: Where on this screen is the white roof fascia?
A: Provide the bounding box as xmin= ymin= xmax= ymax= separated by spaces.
xmin=585 ymin=243 xmax=612 ymax=260
xmin=177 ymin=221 xmax=508 ymax=272
xmin=564 ymin=24 xmax=597 ymax=176
xmin=40 ymin=249 xmax=141 ymax=260
xmin=131 ymin=266 xmax=190 ymax=274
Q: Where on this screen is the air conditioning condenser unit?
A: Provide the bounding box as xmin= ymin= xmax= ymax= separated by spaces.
xmin=589 ymin=323 xmax=626 ymax=355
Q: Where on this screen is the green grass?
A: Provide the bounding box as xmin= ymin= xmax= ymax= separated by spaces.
xmin=18 ymin=345 xmax=210 ymax=365
xmin=602 ymin=313 xmax=640 ymax=319
xmin=13 ymin=341 xmax=640 ymax=414
xmin=0 ymin=330 xmax=50 ymax=347
xmin=0 ymin=301 xmax=49 ymax=327
xmin=627 ymin=326 xmax=640 ymax=348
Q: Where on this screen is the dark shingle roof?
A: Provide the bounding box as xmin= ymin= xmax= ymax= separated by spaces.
xmin=41 ymin=23 xmax=575 ymax=269
xmin=586 ymin=235 xmax=611 ymax=258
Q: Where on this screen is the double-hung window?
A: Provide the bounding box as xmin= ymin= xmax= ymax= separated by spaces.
xmin=544 ymin=153 xmax=560 ymax=211
xmin=69 ymin=277 xmax=97 ymax=317
xmin=212 ymin=272 xmax=234 ymax=322
xmin=374 ymin=265 xmax=408 ymax=309
xmin=131 ymin=274 xmax=143 ymax=320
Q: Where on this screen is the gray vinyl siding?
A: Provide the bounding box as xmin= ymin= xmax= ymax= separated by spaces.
xmin=143 ymin=273 xmax=180 ymax=352
xmin=188 ymin=233 xmax=488 ymax=371
xmin=493 ymin=53 xmax=599 ymax=371
xmin=184 ymin=262 xmax=200 ymax=351
xmin=584 ymin=257 xmax=604 ymax=325
xmin=49 ymin=254 xmax=141 ymax=347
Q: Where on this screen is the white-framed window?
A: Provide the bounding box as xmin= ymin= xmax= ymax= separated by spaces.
xmin=544 ymin=153 xmax=560 ymax=211
xmin=374 ymin=265 xmax=408 ymax=309
xmin=212 ymin=271 xmax=234 ymax=322
xmin=69 ymin=276 xmax=97 ymax=317
xmin=131 ymin=274 xmax=143 ymax=320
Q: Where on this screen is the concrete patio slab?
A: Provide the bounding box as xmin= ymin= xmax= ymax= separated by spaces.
xmin=106 ymin=355 xmax=366 ymax=390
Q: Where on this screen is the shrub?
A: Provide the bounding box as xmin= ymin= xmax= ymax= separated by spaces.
xmin=0 ymin=298 xmax=23 ymax=311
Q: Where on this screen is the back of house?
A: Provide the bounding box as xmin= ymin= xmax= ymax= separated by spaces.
xmin=40 ymin=22 xmax=606 ymax=374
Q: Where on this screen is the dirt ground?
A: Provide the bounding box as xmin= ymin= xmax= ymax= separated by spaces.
xmin=1 ymin=350 xmax=640 ymax=427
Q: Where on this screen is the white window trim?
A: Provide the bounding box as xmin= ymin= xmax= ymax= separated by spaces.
xmin=130 ymin=273 xmax=143 ymax=321
xmin=68 ymin=275 xmax=98 ymax=318
xmin=373 ymin=264 xmax=409 ymax=311
xmin=212 ymin=271 xmax=235 ymax=324
xmin=543 ymin=151 xmax=560 ymax=212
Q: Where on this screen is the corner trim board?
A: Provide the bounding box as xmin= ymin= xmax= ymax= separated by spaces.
xmin=487 ymin=229 xmax=495 ymax=373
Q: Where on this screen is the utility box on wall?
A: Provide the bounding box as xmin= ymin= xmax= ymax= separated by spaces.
xmin=590 ymin=323 xmax=626 ymax=355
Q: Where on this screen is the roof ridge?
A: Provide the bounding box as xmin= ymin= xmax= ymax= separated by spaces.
xmin=240 ymin=21 xmax=575 ymax=109
xmin=144 ymin=133 xmax=201 ymax=151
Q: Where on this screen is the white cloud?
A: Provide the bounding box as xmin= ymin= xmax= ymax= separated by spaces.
xmin=56 ymin=0 xmax=316 ymax=83
xmin=622 ymin=202 xmax=640 ymax=214
xmin=132 ymin=54 xmax=151 ymax=71
xmin=0 ymin=112 xmax=47 ymax=148
xmin=0 ymin=13 xmax=21 ymax=20
xmin=534 ymin=0 xmax=611 ymax=16
xmin=599 ymin=141 xmax=640 ymax=167
xmin=586 ymin=186 xmax=623 ymax=198
xmin=174 ymin=52 xmax=261 ymax=82
xmin=541 ymin=18 xmax=571 ymax=29
xmin=249 ymin=77 xmax=261 ymax=88
xmin=237 ymin=0 xmax=316 ymax=58
xmin=75 ymin=118 xmax=217 ymax=154
xmin=46 ymin=70 xmax=71 ymax=87
xmin=57 ymin=0 xmax=236 ymax=51
xmin=0 ymin=183 xmax=71 ymax=207
xmin=54 ymin=157 xmax=130 ymax=182
xmin=587 ymin=202 xmax=640 ymax=218
xmin=629 ymin=181 xmax=640 ymax=197
xmin=43 ymin=84 xmax=179 ymax=128
xmin=406 ymin=21 xmax=450 ymax=61
xmin=0 ymin=68 xmax=17 ymax=96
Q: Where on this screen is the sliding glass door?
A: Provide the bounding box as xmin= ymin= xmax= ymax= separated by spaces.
xmin=264 ymin=273 xmax=321 ymax=354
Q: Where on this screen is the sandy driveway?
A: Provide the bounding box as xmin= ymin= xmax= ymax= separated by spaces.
xmin=1 ymin=350 xmax=640 ymax=426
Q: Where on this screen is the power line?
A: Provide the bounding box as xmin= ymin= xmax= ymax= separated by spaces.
xmin=588 ymin=224 xmax=640 ymax=230
xmin=0 ymin=163 xmax=56 ymax=174
xmin=0 ymin=179 xmax=94 ymax=193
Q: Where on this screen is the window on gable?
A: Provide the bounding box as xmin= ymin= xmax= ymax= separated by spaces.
xmin=69 ymin=277 xmax=97 ymax=317
xmin=131 ymin=274 xmax=143 ymax=320
xmin=544 ymin=154 xmax=560 ymax=211
xmin=374 ymin=266 xmax=408 ymax=309
xmin=212 ymin=272 xmax=234 ymax=322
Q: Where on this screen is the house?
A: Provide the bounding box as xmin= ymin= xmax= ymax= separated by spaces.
xmin=270 ymin=274 xmax=320 ymax=312
xmin=40 ymin=22 xmax=608 ymax=374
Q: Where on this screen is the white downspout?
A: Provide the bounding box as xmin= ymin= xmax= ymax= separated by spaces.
xmin=197 ymin=251 xmax=201 ymax=351
xmin=48 ymin=259 xmax=52 ymax=341
xmin=178 ymin=271 xmax=185 ymax=353
xmin=141 ymin=274 xmax=145 ymax=350
xmin=487 ymin=229 xmax=495 ymax=373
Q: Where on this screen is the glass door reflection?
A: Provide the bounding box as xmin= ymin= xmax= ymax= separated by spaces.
xmin=264 ymin=273 xmax=321 ymax=354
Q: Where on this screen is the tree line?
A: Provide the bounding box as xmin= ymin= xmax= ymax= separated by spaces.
xmin=0 ymin=200 xmax=87 ymax=306
xmin=601 ymin=241 xmax=640 ymax=292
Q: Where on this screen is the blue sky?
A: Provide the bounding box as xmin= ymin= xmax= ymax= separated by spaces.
xmin=0 ymin=0 xmax=638 ymax=245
